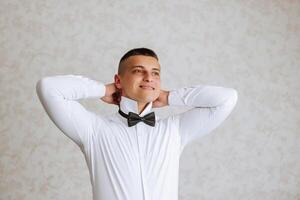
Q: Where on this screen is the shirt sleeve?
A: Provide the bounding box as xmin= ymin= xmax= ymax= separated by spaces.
xmin=36 ymin=74 xmax=106 ymax=148
xmin=168 ymin=84 xmax=238 ymax=149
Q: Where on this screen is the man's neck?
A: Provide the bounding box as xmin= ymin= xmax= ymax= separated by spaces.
xmin=120 ymin=94 xmax=150 ymax=115
xmin=137 ymin=102 xmax=149 ymax=115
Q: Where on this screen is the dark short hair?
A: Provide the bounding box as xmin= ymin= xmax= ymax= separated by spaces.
xmin=118 ymin=47 xmax=159 ymax=76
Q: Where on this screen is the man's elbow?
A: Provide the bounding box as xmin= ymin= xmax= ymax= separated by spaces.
xmin=223 ymin=88 xmax=238 ymax=111
xmin=36 ymin=77 xmax=53 ymax=99
xmin=231 ymin=89 xmax=238 ymax=106
xmin=36 ymin=78 xmax=46 ymax=94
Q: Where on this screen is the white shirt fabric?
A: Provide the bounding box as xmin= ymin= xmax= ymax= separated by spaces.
xmin=36 ymin=74 xmax=238 ymax=200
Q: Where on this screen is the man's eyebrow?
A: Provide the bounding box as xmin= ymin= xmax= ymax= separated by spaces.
xmin=131 ymin=65 xmax=160 ymax=72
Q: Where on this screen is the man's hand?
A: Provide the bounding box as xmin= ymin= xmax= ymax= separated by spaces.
xmin=152 ymin=89 xmax=169 ymax=108
xmin=100 ymin=83 xmax=121 ymax=105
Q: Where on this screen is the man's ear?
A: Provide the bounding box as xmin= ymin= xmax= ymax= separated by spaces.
xmin=114 ymin=74 xmax=122 ymax=90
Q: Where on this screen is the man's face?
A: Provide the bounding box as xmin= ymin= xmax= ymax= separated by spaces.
xmin=115 ymin=55 xmax=161 ymax=103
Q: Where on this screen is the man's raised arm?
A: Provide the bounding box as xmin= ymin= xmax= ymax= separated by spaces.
xmin=168 ymin=84 xmax=238 ymax=150
xmin=36 ymin=74 xmax=106 ymax=148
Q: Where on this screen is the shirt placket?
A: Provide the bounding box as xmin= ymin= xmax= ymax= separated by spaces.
xmin=135 ymin=123 xmax=148 ymax=200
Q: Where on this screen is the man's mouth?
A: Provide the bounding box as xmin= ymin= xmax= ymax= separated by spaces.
xmin=140 ymin=85 xmax=155 ymax=90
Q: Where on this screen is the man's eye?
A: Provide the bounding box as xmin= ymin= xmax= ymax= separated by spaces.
xmin=134 ymin=69 xmax=142 ymax=72
xmin=153 ymin=72 xmax=160 ymax=76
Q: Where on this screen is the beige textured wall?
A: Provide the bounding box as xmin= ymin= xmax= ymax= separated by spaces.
xmin=1 ymin=0 xmax=299 ymax=199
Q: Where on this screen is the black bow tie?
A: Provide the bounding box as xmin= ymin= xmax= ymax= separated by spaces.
xmin=118 ymin=109 xmax=156 ymax=127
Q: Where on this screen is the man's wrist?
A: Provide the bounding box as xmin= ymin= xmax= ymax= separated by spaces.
xmin=165 ymin=91 xmax=170 ymax=106
xmin=160 ymin=90 xmax=169 ymax=107
xmin=104 ymin=83 xmax=115 ymax=97
xmin=167 ymin=90 xmax=184 ymax=106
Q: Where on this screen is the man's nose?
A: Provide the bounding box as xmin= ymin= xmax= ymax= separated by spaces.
xmin=143 ymin=72 xmax=153 ymax=82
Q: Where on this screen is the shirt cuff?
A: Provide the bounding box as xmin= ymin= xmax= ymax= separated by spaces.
xmin=168 ymin=89 xmax=185 ymax=106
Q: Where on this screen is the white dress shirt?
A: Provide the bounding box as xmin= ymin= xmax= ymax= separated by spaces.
xmin=36 ymin=74 xmax=238 ymax=200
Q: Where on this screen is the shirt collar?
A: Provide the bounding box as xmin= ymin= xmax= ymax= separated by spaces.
xmin=119 ymin=95 xmax=153 ymax=116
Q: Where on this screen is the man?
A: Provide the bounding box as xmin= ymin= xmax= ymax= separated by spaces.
xmin=36 ymin=47 xmax=238 ymax=200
